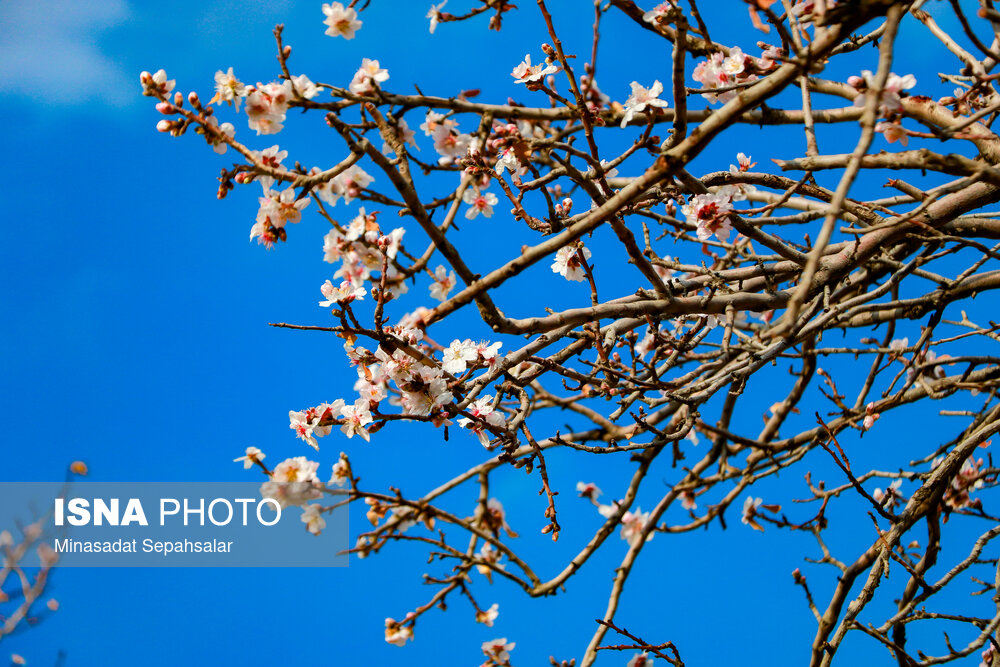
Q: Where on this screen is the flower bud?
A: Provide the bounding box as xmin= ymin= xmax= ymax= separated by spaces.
xmin=156 ymin=119 xmax=173 ymax=132
xmin=155 ymin=102 xmax=175 ymax=114
xmin=187 ymin=91 xmax=200 ymax=106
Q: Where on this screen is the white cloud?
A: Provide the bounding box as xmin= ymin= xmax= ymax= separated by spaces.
xmin=0 ymin=0 xmax=132 ymax=107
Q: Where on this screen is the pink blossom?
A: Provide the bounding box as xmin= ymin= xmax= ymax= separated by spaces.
xmin=682 ymin=193 xmax=734 ymax=242
xmin=511 ymin=54 xmax=558 ymax=85
xmin=463 ymin=189 xmax=499 ymax=219
xmin=620 ymin=80 xmax=668 ymax=127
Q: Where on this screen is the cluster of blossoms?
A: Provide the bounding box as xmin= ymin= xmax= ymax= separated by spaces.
xmin=320 ymin=207 xmax=411 ymax=298
xmin=246 ymin=81 xmax=294 ymax=135
xmin=481 ymin=122 xmax=529 ymax=177
xmin=349 ymin=58 xmax=389 ymax=95
xmin=682 ymin=192 xmax=734 ymax=242
xmin=250 ymin=176 xmax=311 ymax=247
xmin=680 ymin=154 xmax=756 ymax=243
xmin=935 ymin=455 xmax=988 ymax=511
xmin=384 ymin=615 xmax=415 ymax=646
xmin=457 ymin=395 xmax=506 ymax=448
xmin=283 ymin=335 xmax=507 ymax=450
xmin=419 ymin=110 xmax=474 ymax=166
xmin=289 ymin=397 xmax=375 ymax=449
xmin=888 ymin=338 xmax=953 ymax=382
xmin=847 ymin=70 xmax=917 ymax=146
xmin=693 ymin=46 xmax=780 ymax=104
xmin=238 ymin=450 xmax=351 ymax=535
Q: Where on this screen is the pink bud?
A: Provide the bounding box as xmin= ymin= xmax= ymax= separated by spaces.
xmin=156 ymin=120 xmax=172 ymax=132
xmin=155 ymin=102 xmax=175 ymax=114
xmin=187 ymin=91 xmax=200 ymax=106
xmin=173 ymin=91 xmax=184 ymax=106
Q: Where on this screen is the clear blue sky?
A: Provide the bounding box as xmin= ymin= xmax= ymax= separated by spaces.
xmin=0 ymin=1 xmax=993 ymax=665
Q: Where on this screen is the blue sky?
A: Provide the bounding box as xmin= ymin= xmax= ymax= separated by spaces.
xmin=0 ymin=1 xmax=996 ymax=665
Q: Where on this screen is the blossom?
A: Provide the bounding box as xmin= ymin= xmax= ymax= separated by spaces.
xmin=495 ymin=146 xmax=523 ymax=176
xmin=384 ymin=617 xmax=414 ymax=646
xmin=576 ymin=481 xmax=602 ymax=504
xmin=142 ymin=69 xmax=175 ymax=97
xmin=329 ymin=453 xmax=351 ymax=487
xmin=620 ymin=507 xmax=654 ymax=547
xmin=11 ymin=655 xmax=26 ymax=666
xmin=476 ymin=340 xmax=503 ymax=368
xmin=680 ymin=490 xmax=697 ymax=511
xmin=511 ymin=54 xmax=558 ymax=85
xmin=291 ymin=73 xmax=320 ymax=100
xmin=875 ymin=120 xmax=908 ymax=146
xmin=340 ymin=166 xmax=375 ymax=204
xmin=873 ymin=479 xmax=902 ymax=508
xmin=482 ymin=638 xmax=516 ymax=664
xmin=693 ymin=48 xmax=758 ymax=104
xmin=427 ymin=0 xmax=447 ymax=33
xmin=429 ymin=265 xmax=457 ymax=301
xmin=349 ymin=58 xmax=389 ymax=95
xmin=262 ymin=457 xmax=322 ymax=507
xmin=475 ymin=542 xmax=505 ymax=579
xmin=463 ymin=188 xmax=498 ymax=219
xmin=204 ymin=117 xmax=235 ymax=155
xmin=620 ymin=80 xmax=669 ymax=128
xmin=340 ymin=399 xmax=374 ymax=441
xmin=458 ymin=395 xmax=506 ymax=448
xmin=551 ymin=245 xmax=592 ymax=282
xmin=379 ymin=227 xmax=406 ymax=259
xmin=301 ymin=504 xmax=326 ymax=535
xmin=732 ymin=152 xmax=755 ymax=172
xmin=323 ymin=227 xmax=348 ymax=263
xmin=210 ymin=67 xmax=246 ymax=109
xmin=642 ymin=2 xmax=672 ymax=23
xmin=289 ymin=410 xmax=319 ymax=449
xmin=682 ymin=193 xmax=734 ymax=242
xmin=431 ymin=124 xmax=471 ymax=159
xmin=253 ymin=145 xmax=288 ymax=169
xmin=741 ymin=496 xmax=764 ymax=531
xmin=442 ymin=339 xmax=478 ymax=375
xmin=234 ymin=446 xmax=265 ymax=469
xmin=245 ymin=81 xmax=293 ymax=135
xmin=323 ymin=2 xmax=362 ymax=39
xmin=271 ymin=456 xmax=319 ymax=482
xmin=852 ymin=70 xmax=916 ymax=113
xmin=476 ymin=603 xmax=499 ymax=627
xmin=381 ymin=118 xmax=419 ymax=156
xmin=319 ymin=279 xmax=366 ymax=307
xmin=628 ymin=653 xmax=651 ymax=667
xmin=863 ymin=402 xmax=880 ymax=431
xmin=420 ymin=110 xmax=456 ymax=136
xmin=256 ymin=185 xmax=310 ymax=236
